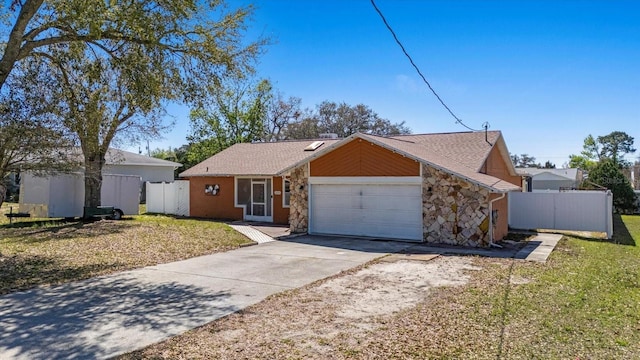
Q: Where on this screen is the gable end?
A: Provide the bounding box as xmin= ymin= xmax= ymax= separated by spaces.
xmin=310 ymin=138 xmax=420 ymax=177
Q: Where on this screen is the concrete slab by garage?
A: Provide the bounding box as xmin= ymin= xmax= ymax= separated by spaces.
xmin=0 ymin=236 xmax=412 ymax=360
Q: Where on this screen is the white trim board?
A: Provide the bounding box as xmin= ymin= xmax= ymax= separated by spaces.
xmin=308 ymin=176 xmax=422 ymax=185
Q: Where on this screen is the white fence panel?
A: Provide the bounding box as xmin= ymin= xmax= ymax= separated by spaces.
xmin=509 ymin=191 xmax=613 ymax=238
xmin=145 ymin=181 xmax=190 ymax=216
xmin=164 ymin=183 xmax=176 ymax=214
xmin=102 ymin=174 xmax=141 ymax=215
xmin=145 ymin=182 xmax=165 ymax=213
xmin=174 ymin=181 xmax=190 ymax=217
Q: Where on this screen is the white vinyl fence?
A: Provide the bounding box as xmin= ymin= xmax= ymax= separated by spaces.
xmin=509 ymin=190 xmax=613 ymax=238
xmin=146 ymin=181 xmax=190 ymax=216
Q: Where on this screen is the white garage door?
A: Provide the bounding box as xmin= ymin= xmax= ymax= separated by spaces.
xmin=310 ymin=184 xmax=423 ymax=241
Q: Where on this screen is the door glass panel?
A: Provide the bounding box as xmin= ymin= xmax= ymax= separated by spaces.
xmin=252 ymin=182 xmax=265 ymax=203
xmin=253 ymin=204 xmax=265 ymax=216
xmin=266 ymin=179 xmax=272 ymax=216
xmin=237 ymin=179 xmax=251 ymax=215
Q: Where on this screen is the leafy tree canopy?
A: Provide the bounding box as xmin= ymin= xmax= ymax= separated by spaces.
xmin=585 ymin=159 xmax=636 ymax=213
xmin=286 ymin=101 xmax=410 ymax=139
xmin=0 ymin=0 xmax=265 ymax=208
xmin=0 ymin=60 xmax=78 ymax=206
xmin=569 ymin=131 xmax=636 ymax=171
xmin=510 ymin=153 xmax=538 ymax=168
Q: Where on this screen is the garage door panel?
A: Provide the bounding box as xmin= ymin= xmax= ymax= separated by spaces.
xmin=310 ymin=183 xmax=422 ymax=241
xmin=361 ymin=209 xmax=419 ymax=224
xmin=361 ymin=196 xmax=421 ymax=210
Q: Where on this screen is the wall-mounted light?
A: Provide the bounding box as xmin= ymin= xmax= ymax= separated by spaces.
xmin=299 ymin=185 xmax=304 ymax=190
xmin=205 ymin=184 xmax=220 ymax=196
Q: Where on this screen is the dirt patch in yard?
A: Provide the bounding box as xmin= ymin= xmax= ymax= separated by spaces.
xmin=122 ymin=256 xmax=484 ymax=360
xmin=319 ymin=257 xmax=481 ymax=320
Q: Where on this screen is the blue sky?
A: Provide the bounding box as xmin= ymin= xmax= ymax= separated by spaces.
xmin=139 ymin=0 xmax=640 ymax=166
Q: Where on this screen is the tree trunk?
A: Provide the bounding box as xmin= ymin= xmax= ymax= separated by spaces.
xmin=84 ymin=154 xmax=104 ymax=212
xmin=0 ymin=0 xmax=45 ymax=89
xmin=0 ymin=183 xmax=6 ymax=209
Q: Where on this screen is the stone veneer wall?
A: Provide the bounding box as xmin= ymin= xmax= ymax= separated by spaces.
xmin=422 ymin=164 xmax=491 ymax=247
xmin=289 ymin=164 xmax=309 ymax=233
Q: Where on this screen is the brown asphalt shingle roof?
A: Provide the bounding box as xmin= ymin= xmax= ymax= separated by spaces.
xmin=179 ymin=139 xmax=340 ymax=177
xmin=179 ymin=131 xmax=520 ymax=193
xmin=387 ymin=131 xmax=501 ymax=171
xmin=358 ymin=132 xmax=520 ymax=192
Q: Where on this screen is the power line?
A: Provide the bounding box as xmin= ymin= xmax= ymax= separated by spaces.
xmin=370 ymin=0 xmax=479 ymax=132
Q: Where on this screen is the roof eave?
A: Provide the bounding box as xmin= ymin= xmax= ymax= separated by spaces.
xmin=179 ymin=173 xmax=279 ymax=178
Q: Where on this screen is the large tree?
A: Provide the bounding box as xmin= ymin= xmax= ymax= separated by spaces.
xmin=569 ymin=132 xmax=635 ymax=170
xmin=286 ymin=101 xmax=410 ymax=139
xmin=1 ymin=1 xmax=264 ymax=209
xmin=597 ymin=131 xmax=636 ymax=167
xmin=187 ymin=78 xmax=272 ymax=166
xmin=586 ymin=159 xmax=636 ymax=213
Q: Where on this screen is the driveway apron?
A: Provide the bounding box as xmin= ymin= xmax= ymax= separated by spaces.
xmin=0 ymin=236 xmax=412 ymax=360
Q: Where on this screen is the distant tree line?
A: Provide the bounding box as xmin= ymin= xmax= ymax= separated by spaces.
xmin=151 ymin=78 xmax=411 ymax=173
xmin=510 ymin=154 xmax=556 ymax=169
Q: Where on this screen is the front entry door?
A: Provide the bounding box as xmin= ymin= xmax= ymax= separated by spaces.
xmin=245 ymin=179 xmax=272 ymax=222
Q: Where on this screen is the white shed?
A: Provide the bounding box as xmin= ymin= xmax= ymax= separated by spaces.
xmin=19 ymin=172 xmax=141 ymax=218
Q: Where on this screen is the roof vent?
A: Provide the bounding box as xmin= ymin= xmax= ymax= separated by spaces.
xmin=319 ymin=133 xmax=339 ymax=139
xmin=304 ymin=141 xmax=324 ymax=151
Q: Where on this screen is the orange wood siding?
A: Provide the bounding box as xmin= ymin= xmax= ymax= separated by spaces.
xmin=310 ymin=139 xmax=420 ymax=177
xmin=490 ymin=193 xmax=509 ymax=241
xmin=188 ymin=176 xmax=243 ymax=220
xmin=272 ymin=176 xmax=290 ymax=224
xmin=482 ymin=146 xmax=522 ymax=186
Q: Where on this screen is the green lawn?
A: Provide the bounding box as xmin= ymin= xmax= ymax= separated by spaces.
xmin=0 ymin=203 xmax=253 ymax=295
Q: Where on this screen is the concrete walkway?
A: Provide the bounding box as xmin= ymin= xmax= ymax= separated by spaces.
xmin=228 ymin=224 xmax=275 ymax=244
xmin=514 ymin=233 xmax=564 ymax=262
xmin=0 ymin=236 xmax=412 ymax=360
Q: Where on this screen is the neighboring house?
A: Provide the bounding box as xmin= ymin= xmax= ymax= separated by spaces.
xmin=181 ymin=131 xmax=521 ymax=247
xmin=516 ymin=168 xmax=583 ymax=192
xmin=102 ymin=149 xmax=182 ymax=183
xmin=101 ymin=148 xmax=182 ymax=202
xmin=180 ymin=131 xmax=521 ymax=246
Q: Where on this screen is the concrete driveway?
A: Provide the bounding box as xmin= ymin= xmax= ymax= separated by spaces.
xmin=0 ymin=236 xmax=412 ymax=360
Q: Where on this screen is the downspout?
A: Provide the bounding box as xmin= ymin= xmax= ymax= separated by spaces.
xmin=488 ymin=192 xmax=506 ymax=248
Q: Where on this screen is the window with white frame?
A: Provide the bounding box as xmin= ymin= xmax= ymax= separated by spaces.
xmin=283 ymin=177 xmax=291 ymax=207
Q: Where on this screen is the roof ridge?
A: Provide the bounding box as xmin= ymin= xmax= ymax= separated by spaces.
xmin=240 ymin=138 xmax=342 ymax=145
xmin=390 ymin=130 xmax=500 ymax=137
xmin=360 ymin=133 xmax=416 ymax=144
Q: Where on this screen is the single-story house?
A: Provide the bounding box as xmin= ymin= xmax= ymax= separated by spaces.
xmin=102 ymin=148 xmax=182 ymax=183
xmin=180 ymin=131 xmax=521 ymax=247
xmin=97 ymin=148 xmax=182 ymax=202
xmin=516 ymin=168 xmax=583 ymax=192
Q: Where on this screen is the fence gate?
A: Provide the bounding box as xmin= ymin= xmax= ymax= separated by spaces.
xmin=508 ymin=191 xmax=613 ymax=238
xmin=146 ymin=181 xmax=190 ymax=216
